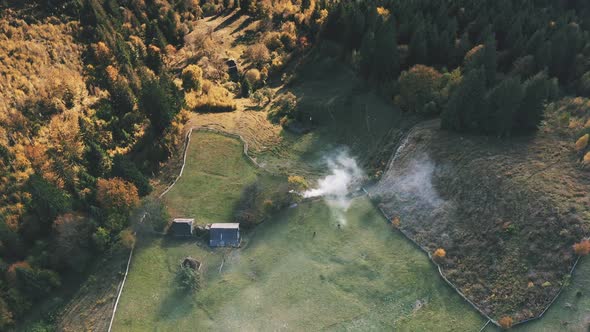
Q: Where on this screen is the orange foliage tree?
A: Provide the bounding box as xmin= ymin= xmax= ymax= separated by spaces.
xmin=499 ymin=316 xmax=513 ymax=329
xmin=573 ymin=239 xmax=590 ymax=256
xmin=96 ymin=178 xmax=139 ymax=213
xmin=432 ymin=248 xmax=446 ymax=263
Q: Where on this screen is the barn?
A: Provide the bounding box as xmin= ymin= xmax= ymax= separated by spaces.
xmin=209 ymin=223 xmax=240 ymax=247
xmin=170 ymin=218 xmax=194 ymax=237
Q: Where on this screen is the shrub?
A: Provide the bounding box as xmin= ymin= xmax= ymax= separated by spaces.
xmin=573 ymin=239 xmax=590 ymax=256
xmin=391 ymin=216 xmax=401 ymax=228
xmin=118 ymin=229 xmax=136 ymax=249
xmin=432 ymin=248 xmax=446 ymax=263
xmin=176 ymin=265 xmax=200 ymax=293
xmin=269 ymin=92 xmax=297 ymax=123
xmin=499 ymin=316 xmax=513 ymax=329
xmin=92 ymin=227 xmax=110 ymax=251
xmin=245 ymin=69 xmax=261 ymax=87
xmin=245 ymin=43 xmax=271 ymax=67
xmin=250 ymin=87 xmax=274 ymax=108
xmin=288 ymin=175 xmax=308 ymax=191
xmin=181 ymin=64 xmax=203 ymax=92
xmin=185 ymin=83 xmax=237 ymax=113
xmin=575 ymin=134 xmax=589 ymax=152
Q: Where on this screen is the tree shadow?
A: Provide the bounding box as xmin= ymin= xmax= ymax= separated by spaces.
xmin=214 ymin=11 xmax=243 ymax=32
xmin=156 ymin=288 xmax=197 ymax=321
xmin=231 ymin=17 xmax=254 ymax=34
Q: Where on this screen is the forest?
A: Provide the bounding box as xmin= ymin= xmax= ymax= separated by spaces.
xmin=0 ymin=0 xmax=590 ymax=329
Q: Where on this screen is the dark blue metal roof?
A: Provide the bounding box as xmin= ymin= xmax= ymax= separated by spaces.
xmin=210 ymin=228 xmax=240 ymax=247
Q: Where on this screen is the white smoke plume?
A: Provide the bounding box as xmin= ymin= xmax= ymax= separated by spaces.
xmin=303 ymin=149 xmax=365 ymax=225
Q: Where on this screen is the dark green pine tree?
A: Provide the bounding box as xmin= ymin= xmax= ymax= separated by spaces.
xmin=514 ymin=72 xmax=556 ymax=132
xmin=372 ymin=18 xmax=399 ymax=82
xmin=486 ymin=77 xmax=524 ymax=136
xmin=441 ymin=67 xmax=487 ymax=132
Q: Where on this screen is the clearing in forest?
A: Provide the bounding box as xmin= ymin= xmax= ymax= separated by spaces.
xmin=112 ymin=132 xmax=486 ymax=331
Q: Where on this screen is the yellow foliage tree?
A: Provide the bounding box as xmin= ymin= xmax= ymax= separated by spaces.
xmin=391 ymin=216 xmax=401 ymax=228
xmin=288 ymin=175 xmax=308 ymax=191
xmin=575 ymin=134 xmax=589 ymax=152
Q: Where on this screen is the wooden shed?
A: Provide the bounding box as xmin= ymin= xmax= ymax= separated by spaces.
xmin=209 ymin=223 xmax=240 ymax=247
xmin=170 ymin=218 xmax=194 ymax=237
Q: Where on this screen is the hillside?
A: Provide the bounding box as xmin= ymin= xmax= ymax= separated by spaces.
xmin=1 ymin=0 xmax=590 ymax=331
xmin=372 ymin=119 xmax=590 ymax=322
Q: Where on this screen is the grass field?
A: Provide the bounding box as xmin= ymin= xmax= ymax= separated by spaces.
xmin=112 ymin=132 xmax=488 ymax=331
xmin=113 ymin=197 xmax=487 ymax=331
xmin=163 ymin=131 xmax=276 ymax=225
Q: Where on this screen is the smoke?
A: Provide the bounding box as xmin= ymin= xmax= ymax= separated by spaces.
xmin=303 ymin=149 xmax=365 ymax=225
xmin=374 ymin=154 xmax=443 ymax=208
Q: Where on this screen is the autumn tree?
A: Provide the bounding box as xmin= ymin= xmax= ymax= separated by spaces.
xmin=396 ymin=65 xmax=443 ymax=115
xmin=573 ymin=239 xmax=590 ymax=256
xmin=432 ymin=248 xmax=446 ymax=263
xmin=181 ymin=64 xmax=203 ymax=92
xmin=96 ymin=178 xmax=139 ymax=214
xmin=499 ymin=316 xmax=513 ymax=329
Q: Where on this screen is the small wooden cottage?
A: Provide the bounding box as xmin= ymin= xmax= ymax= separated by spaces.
xmin=170 ymin=218 xmax=194 ymax=237
xmin=209 ymin=223 xmax=240 ymax=247
xmin=225 ymin=58 xmax=239 ymax=81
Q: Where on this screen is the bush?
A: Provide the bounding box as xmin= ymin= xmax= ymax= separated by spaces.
xmin=245 ymin=69 xmax=261 ymax=87
xmin=391 ymin=216 xmax=401 ymax=228
xmin=573 ymin=239 xmax=590 ymax=256
xmin=268 ymin=92 xmax=297 ymax=123
xmin=288 ymin=175 xmax=308 ymax=191
xmin=176 ymin=265 xmax=200 ymax=293
xmin=250 ymin=87 xmax=274 ymax=108
xmin=499 ymin=316 xmax=513 ymax=329
xmin=185 ymin=84 xmax=237 ymax=113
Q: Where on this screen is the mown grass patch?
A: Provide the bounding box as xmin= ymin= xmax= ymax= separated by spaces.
xmin=162 ymin=131 xmax=283 ymax=225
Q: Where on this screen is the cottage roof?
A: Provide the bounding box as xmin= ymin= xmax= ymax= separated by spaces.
xmin=210 ymin=223 xmax=239 ymax=229
xmin=173 ymin=218 xmax=194 ymax=224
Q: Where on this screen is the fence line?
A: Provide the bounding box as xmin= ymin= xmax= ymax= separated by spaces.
xmin=108 ymin=127 xmax=264 ymax=330
xmin=107 ymin=245 xmax=134 ymax=332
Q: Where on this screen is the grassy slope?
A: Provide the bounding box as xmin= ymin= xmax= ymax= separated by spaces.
xmin=113 ymin=132 xmax=486 ymax=331
xmin=163 ymin=132 xmax=259 ymax=224
xmin=373 ymin=121 xmax=590 ymax=322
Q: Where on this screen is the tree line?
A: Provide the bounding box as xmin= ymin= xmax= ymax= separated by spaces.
xmin=321 ymin=0 xmax=590 ymax=136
